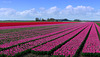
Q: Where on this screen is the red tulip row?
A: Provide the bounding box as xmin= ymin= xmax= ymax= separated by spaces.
xmin=53 ymin=24 xmax=91 ymax=57
xmin=0 ymin=22 xmax=77 ymax=27
xmin=82 ymin=24 xmax=100 ymax=56
xmin=0 ymin=23 xmax=76 ymax=30
xmin=0 ymin=23 xmax=68 ymax=30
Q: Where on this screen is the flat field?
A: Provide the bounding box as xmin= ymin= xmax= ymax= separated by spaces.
xmin=0 ymin=22 xmax=100 ymax=57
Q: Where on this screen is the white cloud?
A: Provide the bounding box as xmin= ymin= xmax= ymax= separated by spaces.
xmin=66 ymin=5 xmax=73 ymax=9
xmin=17 ymin=8 xmax=36 ymax=16
xmin=0 ymin=5 xmax=100 ymax=20
xmin=0 ymin=8 xmax=16 ymax=18
xmin=46 ymin=6 xmax=59 ymax=14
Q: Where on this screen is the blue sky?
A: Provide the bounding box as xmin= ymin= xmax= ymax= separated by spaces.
xmin=0 ymin=0 xmax=100 ymax=20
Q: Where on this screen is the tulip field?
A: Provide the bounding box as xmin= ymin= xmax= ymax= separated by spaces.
xmin=0 ymin=22 xmax=100 ymax=57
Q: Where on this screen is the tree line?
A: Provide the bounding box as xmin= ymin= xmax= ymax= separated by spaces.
xmin=35 ymin=18 xmax=81 ymax=22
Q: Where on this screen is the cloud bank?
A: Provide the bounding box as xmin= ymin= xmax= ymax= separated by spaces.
xmin=0 ymin=5 xmax=100 ymax=20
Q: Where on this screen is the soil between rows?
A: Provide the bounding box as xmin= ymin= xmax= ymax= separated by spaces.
xmin=22 ymin=53 xmax=93 ymax=57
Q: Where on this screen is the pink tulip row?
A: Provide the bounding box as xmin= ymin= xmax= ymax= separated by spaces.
xmin=82 ymin=24 xmax=100 ymax=54
xmin=31 ymin=24 xmax=88 ymax=52
xmin=0 ymin=24 xmax=67 ymax=38
xmin=0 ymin=26 xmax=60 ymax=38
xmin=53 ymin=25 xmax=91 ymax=57
xmin=0 ymin=23 xmax=87 ymax=56
xmin=0 ymin=23 xmax=83 ymax=37
xmin=0 ymin=27 xmax=59 ymax=44
xmin=0 ymin=24 xmax=71 ymax=45
xmin=0 ymin=23 xmax=85 ymax=48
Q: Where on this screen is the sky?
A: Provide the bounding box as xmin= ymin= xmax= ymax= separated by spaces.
xmin=0 ymin=0 xmax=100 ymax=20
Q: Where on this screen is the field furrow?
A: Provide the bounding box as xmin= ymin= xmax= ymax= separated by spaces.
xmin=82 ymin=24 xmax=100 ymax=57
xmin=53 ymin=24 xmax=91 ymax=57
xmin=0 ymin=24 xmax=88 ymax=57
xmin=0 ymin=22 xmax=98 ymax=57
xmin=31 ymin=24 xmax=88 ymax=55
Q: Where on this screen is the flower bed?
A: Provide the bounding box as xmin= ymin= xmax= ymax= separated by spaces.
xmin=0 ymin=23 xmax=86 ymax=57
xmin=53 ymin=25 xmax=91 ymax=57
xmin=0 ymin=22 xmax=97 ymax=57
xmin=31 ymin=25 xmax=87 ymax=55
xmin=0 ymin=24 xmax=83 ymax=49
xmin=0 ymin=24 xmax=73 ymax=44
xmin=0 ymin=22 xmax=77 ymax=27
xmin=82 ymin=24 xmax=100 ymax=57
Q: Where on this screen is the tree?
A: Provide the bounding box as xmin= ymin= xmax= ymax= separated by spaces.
xmin=47 ymin=18 xmax=50 ymax=21
xmin=42 ymin=18 xmax=46 ymax=21
xmin=35 ymin=18 xmax=40 ymax=21
xmin=47 ymin=18 xmax=55 ymax=21
xmin=74 ymin=19 xmax=81 ymax=21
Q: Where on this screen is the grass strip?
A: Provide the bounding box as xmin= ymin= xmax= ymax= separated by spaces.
xmin=96 ymin=23 xmax=100 ymax=26
xmin=95 ymin=23 xmax=100 ymax=40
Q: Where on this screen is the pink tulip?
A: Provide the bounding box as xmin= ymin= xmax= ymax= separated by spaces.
xmin=82 ymin=24 xmax=100 ymax=55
